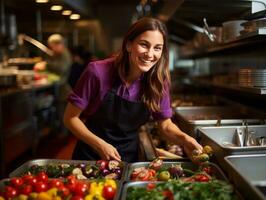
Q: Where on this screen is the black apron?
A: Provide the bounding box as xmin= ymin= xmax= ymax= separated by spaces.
xmin=72 ymin=75 xmax=150 ymax=162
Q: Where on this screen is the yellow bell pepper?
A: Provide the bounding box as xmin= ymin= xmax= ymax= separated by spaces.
xmin=36 ymin=192 xmax=52 ymax=200
xmin=104 ymin=179 xmax=117 ymax=189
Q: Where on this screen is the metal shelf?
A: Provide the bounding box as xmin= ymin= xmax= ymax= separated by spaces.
xmin=198 ymin=80 xmax=266 ymax=95
xmin=180 ymin=28 xmax=266 ymax=58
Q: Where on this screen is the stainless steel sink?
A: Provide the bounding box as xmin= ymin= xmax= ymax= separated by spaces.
xmin=199 ymin=125 xmax=266 ymax=170
xmin=224 ymin=154 xmax=266 ymax=200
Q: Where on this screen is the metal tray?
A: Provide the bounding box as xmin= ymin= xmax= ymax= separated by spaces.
xmin=0 ymin=178 xmax=121 ymax=200
xmin=171 ymin=94 xmax=230 ymax=107
xmin=139 ymin=131 xmax=188 ymax=161
xmin=199 ymin=125 xmax=266 ymax=170
xmin=9 ymin=159 xmax=128 ymax=181
xmin=174 ymin=106 xmax=266 ymax=139
xmin=120 ymin=180 xmax=242 ymax=200
xmin=224 ymin=154 xmax=266 ymax=200
xmin=125 ymin=161 xmax=227 ymax=181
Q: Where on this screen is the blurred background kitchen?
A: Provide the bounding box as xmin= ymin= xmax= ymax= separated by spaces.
xmin=1 ymin=0 xmax=266 ymax=182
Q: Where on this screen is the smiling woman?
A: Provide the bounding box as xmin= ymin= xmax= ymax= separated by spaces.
xmin=63 ymin=17 xmax=202 ymax=163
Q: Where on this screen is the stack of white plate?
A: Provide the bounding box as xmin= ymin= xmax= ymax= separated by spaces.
xmin=239 ymin=69 xmax=266 ymax=87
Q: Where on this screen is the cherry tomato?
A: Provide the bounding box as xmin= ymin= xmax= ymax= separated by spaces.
xmin=10 ymin=177 xmax=24 ymax=188
xmin=70 ymin=195 xmax=84 ymax=200
xmin=73 ymin=182 xmax=88 ymax=196
xmin=37 ymin=171 xmax=48 ymax=183
xmin=102 ymin=185 xmax=116 ymax=200
xmin=162 ymin=190 xmax=174 ymax=200
xmin=146 ymin=183 xmax=156 ymax=191
xmin=96 ymin=160 xmax=108 ymax=171
xmin=34 ymin=181 xmax=48 ymax=193
xmin=202 ymin=166 xmax=214 ymax=175
xmin=57 ymin=185 xmax=70 ymax=197
xmin=136 ymin=169 xmax=150 ymax=181
xmin=194 ymin=174 xmax=210 ymax=182
xmin=49 ymin=179 xmax=63 ymax=188
xmin=22 ymin=175 xmax=38 ymax=186
xmin=4 ymin=186 xmax=18 ymax=199
xmin=20 ymin=184 xmax=33 ymax=195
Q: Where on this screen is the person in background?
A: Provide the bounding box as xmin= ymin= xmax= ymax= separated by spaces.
xmin=68 ymin=46 xmax=93 ymax=88
xmin=63 ymin=17 xmax=202 ymax=162
xmin=35 ymin=34 xmax=72 ymax=135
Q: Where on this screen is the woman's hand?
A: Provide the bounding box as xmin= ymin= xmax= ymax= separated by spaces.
xmin=182 ymin=135 xmax=203 ymax=161
xmin=95 ymin=141 xmax=121 ymax=161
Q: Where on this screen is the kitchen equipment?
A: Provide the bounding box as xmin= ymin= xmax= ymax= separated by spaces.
xmin=9 ymin=159 xmax=128 ymax=181
xmin=0 ymin=68 xmax=17 ymax=87
xmin=241 ymin=18 xmax=266 ymax=33
xmin=224 ymin=154 xmax=266 ymax=200
xmin=173 ymin=106 xmax=265 ymax=139
xmin=125 ymin=161 xmax=227 ymax=181
xmin=222 ymin=20 xmax=247 ymax=43
xmin=199 ymin=125 xmax=266 ymax=170
xmin=239 ymin=68 xmax=266 ymax=87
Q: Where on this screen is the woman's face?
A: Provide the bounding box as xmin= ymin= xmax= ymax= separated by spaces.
xmin=127 ymin=30 xmax=164 ymax=74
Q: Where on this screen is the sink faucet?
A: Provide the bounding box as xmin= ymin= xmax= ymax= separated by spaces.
xmin=18 ymin=34 xmax=53 ymax=56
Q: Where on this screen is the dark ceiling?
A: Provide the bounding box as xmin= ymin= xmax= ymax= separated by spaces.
xmin=2 ymin=0 xmax=261 ymax=44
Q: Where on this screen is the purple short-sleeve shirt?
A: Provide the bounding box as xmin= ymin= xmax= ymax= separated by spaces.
xmin=68 ymin=57 xmax=172 ymax=120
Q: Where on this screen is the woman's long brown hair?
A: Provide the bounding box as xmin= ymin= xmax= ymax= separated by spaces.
xmin=115 ymin=17 xmax=170 ymax=112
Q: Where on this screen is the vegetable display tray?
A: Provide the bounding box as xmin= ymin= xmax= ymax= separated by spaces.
xmin=9 ymin=159 xmax=128 ymax=181
xmin=120 ymin=180 xmax=242 ymax=200
xmin=125 ymin=161 xmax=227 ymax=181
xmin=0 ymin=178 xmax=122 ymax=200
xmin=224 ymin=154 xmax=266 ymax=200
xmin=173 ymin=106 xmax=265 ymax=139
xmin=199 ymin=125 xmax=266 ymax=170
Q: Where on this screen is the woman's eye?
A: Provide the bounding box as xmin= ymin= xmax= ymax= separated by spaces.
xmin=140 ymin=43 xmax=148 ymax=48
xmin=155 ymin=46 xmax=162 ymax=51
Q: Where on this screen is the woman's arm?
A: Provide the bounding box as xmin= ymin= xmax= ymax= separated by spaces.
xmin=63 ymin=102 xmax=121 ymax=161
xmin=157 ymin=118 xmax=202 ymax=160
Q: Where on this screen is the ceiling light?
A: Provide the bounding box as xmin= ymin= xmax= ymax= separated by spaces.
xmin=51 ymin=5 xmax=63 ymax=11
xmin=70 ymin=14 xmax=80 ymax=20
xmin=62 ymin=10 xmax=72 ymax=16
xmin=36 ymin=0 xmax=49 ymax=3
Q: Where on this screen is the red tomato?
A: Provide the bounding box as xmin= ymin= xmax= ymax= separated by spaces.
xmin=57 ymin=185 xmax=70 ymax=197
xmin=73 ymin=182 xmax=88 ymax=196
xmin=67 ymin=175 xmax=77 ymax=185
xmin=146 ymin=183 xmax=156 ymax=191
xmin=194 ymin=174 xmax=210 ymax=182
xmin=70 ymin=196 xmax=84 ymax=200
xmin=136 ymin=169 xmax=150 ymax=181
xmin=162 ymin=190 xmax=174 ymax=200
xmin=202 ymin=166 xmax=214 ymax=175
xmin=49 ymin=179 xmax=63 ymax=188
xmin=34 ymin=181 xmax=48 ymax=193
xmin=4 ymin=186 xmax=18 ymax=199
xmin=102 ymin=185 xmax=116 ymax=200
xmin=22 ymin=174 xmax=34 ymax=182
xmin=96 ymin=160 xmax=108 ymax=171
xmin=37 ymin=171 xmax=48 ymax=183
xmin=20 ymin=184 xmax=33 ymax=195
xmin=148 ymin=169 xmax=156 ymax=177
xmin=10 ymin=177 xmax=24 ymax=188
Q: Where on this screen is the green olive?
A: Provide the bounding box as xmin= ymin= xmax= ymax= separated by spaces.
xmin=158 ymin=171 xmax=171 ymax=181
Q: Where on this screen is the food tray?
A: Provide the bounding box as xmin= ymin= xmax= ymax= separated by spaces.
xmin=9 ymin=159 xmax=128 ymax=181
xmin=139 ymin=131 xmax=188 ymax=161
xmin=174 ymin=106 xmax=265 ymax=139
xmin=199 ymin=125 xmax=266 ymax=170
xmin=120 ymin=181 xmax=242 ymax=200
xmin=125 ymin=161 xmax=227 ymax=181
xmin=224 ymin=154 xmax=266 ymax=200
xmin=0 ymin=178 xmax=121 ymax=200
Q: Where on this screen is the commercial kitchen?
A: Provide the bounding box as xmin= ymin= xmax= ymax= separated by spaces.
xmin=0 ymin=0 xmax=266 ymax=199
